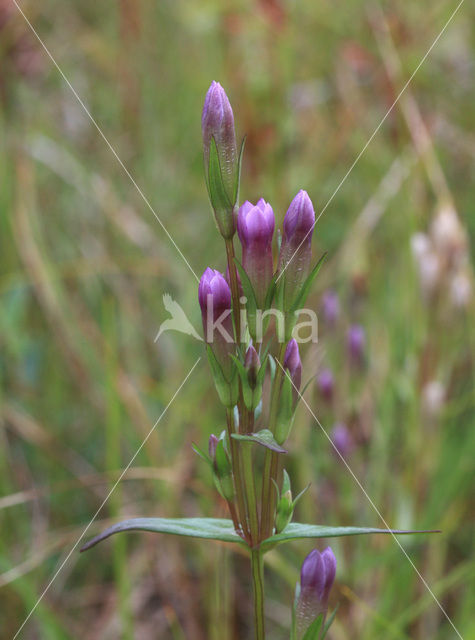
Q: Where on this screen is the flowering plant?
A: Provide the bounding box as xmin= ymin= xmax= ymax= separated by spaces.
xmin=81 ymin=81 xmax=435 ymax=639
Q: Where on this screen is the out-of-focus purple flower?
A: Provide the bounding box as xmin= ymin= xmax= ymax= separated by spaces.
xmin=321 ymin=290 xmax=340 ymax=326
xmin=347 ymin=324 xmax=365 ymax=365
xmin=284 ymin=338 xmax=302 ymax=405
xmin=198 ymin=268 xmax=234 ymax=379
xmin=278 ymin=190 xmax=315 ymax=309
xmin=317 ymin=368 xmax=334 ymax=401
xmin=331 ymin=423 xmax=353 ymax=457
xmin=237 ymin=198 xmax=275 ymax=307
xmin=296 ymin=547 xmax=337 ymax=637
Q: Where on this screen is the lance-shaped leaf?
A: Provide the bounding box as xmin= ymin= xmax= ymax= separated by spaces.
xmin=321 ymin=606 xmax=339 ymax=639
xmin=261 ymin=522 xmax=440 ymax=552
xmin=232 ymin=429 xmax=288 ymax=453
xmin=290 ymin=252 xmax=327 ymax=313
xmin=81 ymin=517 xmax=245 ymax=552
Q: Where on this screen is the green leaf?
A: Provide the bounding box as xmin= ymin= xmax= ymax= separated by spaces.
xmin=81 ymin=517 xmax=244 ymax=552
xmin=261 ymin=522 xmax=439 ymax=552
xmin=264 ymin=274 xmax=277 ymax=310
xmin=290 ymin=252 xmax=327 ymax=313
xmin=191 ymin=442 xmax=212 ymax=465
xmin=302 ymin=613 xmax=324 ymax=640
xmin=232 ymin=429 xmax=288 ymax=453
xmin=321 ymin=606 xmax=339 ymax=639
xmin=233 ymin=136 xmax=246 ymax=205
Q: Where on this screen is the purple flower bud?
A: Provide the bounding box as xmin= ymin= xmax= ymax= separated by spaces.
xmin=331 ymin=423 xmax=353 ymax=458
xmin=208 ymin=434 xmax=219 ymax=459
xmin=278 ymin=190 xmax=315 ymax=309
xmin=317 ymin=368 xmax=334 ymax=402
xmin=284 ymin=339 xmax=302 ymax=403
xmin=321 ymin=547 xmax=337 ymax=602
xmin=237 ymin=198 xmax=275 ymax=307
xmin=198 ymin=268 xmax=234 ymax=379
xmin=244 ymin=345 xmax=261 ymax=388
xmin=202 ymin=81 xmax=237 ymax=198
xmin=347 ymin=324 xmax=365 ymax=365
xmin=300 ymin=549 xmax=326 ymax=594
xmin=296 ymin=547 xmax=337 ymax=636
xmin=321 ymin=290 xmax=340 ymax=326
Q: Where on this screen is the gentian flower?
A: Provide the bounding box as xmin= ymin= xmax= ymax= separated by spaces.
xmin=199 ymin=268 xmax=235 ymax=381
xmin=202 ymin=81 xmax=238 ymax=238
xmin=295 ymin=547 xmax=337 ymax=638
xmin=237 ymin=198 xmax=275 ymax=307
xmin=278 ymin=190 xmax=315 ymax=309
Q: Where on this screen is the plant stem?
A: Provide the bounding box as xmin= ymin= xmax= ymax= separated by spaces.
xmin=250 ymin=548 xmax=265 ymax=640
xmin=225 ymin=238 xmax=241 ymax=343
xmin=241 ymin=443 xmax=260 ymax=547
xmin=260 ymin=342 xmax=287 ymax=539
xmin=226 ymin=410 xmax=249 ymax=541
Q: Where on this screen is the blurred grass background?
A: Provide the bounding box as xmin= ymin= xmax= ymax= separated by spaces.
xmin=1 ymin=0 xmax=474 ymax=638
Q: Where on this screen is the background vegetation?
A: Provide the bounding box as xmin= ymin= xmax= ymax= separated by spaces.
xmin=1 ymin=0 xmax=474 ymax=638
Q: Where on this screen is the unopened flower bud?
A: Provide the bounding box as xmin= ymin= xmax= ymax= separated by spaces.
xmin=295 ymin=547 xmax=336 ymax=638
xmin=278 ymin=190 xmax=315 ymax=309
xmin=284 ymin=339 xmax=302 ymax=403
xmin=199 ymin=269 xmax=238 ymax=407
xmin=237 ymin=198 xmax=275 ymax=307
xmin=275 ymin=470 xmax=294 ymax=533
xmin=321 ymin=289 xmax=340 ymax=327
xmin=213 ymin=437 xmax=235 ymax=502
xmin=347 ymin=324 xmax=365 ymax=365
xmin=202 ymin=81 xmax=238 ymax=238
xmin=244 ymin=345 xmax=260 ymax=388
xmin=275 ymin=340 xmax=302 ymax=444
xmin=317 ymin=368 xmax=334 ymax=402
xmin=208 ymin=433 xmax=219 ymax=459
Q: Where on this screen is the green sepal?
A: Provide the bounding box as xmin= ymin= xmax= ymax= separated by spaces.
xmin=268 ymin=354 xmax=276 ymax=384
xmin=232 ymin=429 xmax=288 ymax=453
xmin=291 ymin=583 xmax=300 ymax=640
xmin=192 ymin=443 xmax=212 ymax=466
xmin=264 ymin=274 xmax=277 ymax=310
xmin=214 ymin=439 xmax=235 ymax=501
xmin=274 ymin=373 xmax=295 ymax=445
xmin=233 ymin=136 xmax=246 ymax=206
xmin=321 ymin=606 xmax=339 ymax=639
xmin=282 ymin=469 xmax=291 ymax=494
xmin=289 ymin=252 xmax=327 ymax=313
xmin=229 ymin=353 xmax=263 ymax=411
xmin=302 ymin=613 xmax=324 ymax=640
xmin=208 ymin=136 xmax=235 ymax=239
xmin=234 ymin=258 xmax=259 ymax=341
xmin=206 ymin=345 xmax=238 ymax=408
xmin=275 ymin=489 xmax=293 ymax=533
